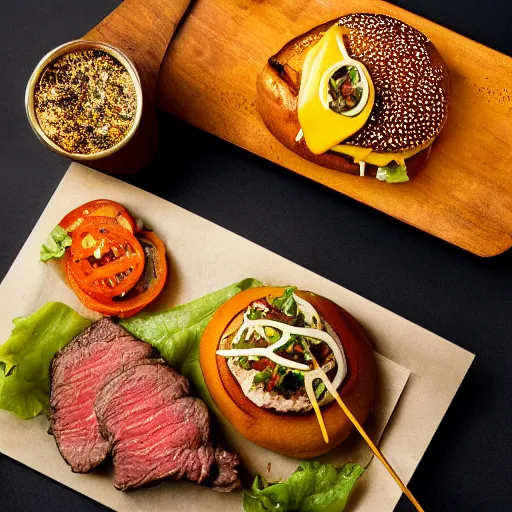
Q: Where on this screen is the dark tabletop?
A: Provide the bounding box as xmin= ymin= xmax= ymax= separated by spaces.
xmin=1 ymin=1 xmax=511 ymax=511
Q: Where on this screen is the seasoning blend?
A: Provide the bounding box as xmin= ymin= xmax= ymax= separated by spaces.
xmin=26 ymin=41 xmax=142 ymax=160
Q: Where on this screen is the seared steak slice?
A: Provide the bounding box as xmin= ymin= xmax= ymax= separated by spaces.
xmin=49 ymin=318 xmax=152 ymax=473
xmin=211 ymin=447 xmax=241 ymax=492
xmin=95 ymin=363 xmax=240 ymax=491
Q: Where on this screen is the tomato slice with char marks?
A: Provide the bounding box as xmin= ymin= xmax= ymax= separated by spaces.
xmin=65 ymin=229 xmax=168 ymax=317
xmin=67 ymin=217 xmax=145 ymax=299
xmin=60 ymin=199 xmax=138 ymax=234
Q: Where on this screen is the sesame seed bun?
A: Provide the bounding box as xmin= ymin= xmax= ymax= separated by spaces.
xmin=257 ymin=13 xmax=450 ymax=177
xmin=199 ymin=287 xmax=377 ymax=458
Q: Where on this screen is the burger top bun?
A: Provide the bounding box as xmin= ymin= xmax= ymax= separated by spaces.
xmin=200 ymin=287 xmax=377 ymax=458
xmin=257 ymin=13 xmax=450 ymax=177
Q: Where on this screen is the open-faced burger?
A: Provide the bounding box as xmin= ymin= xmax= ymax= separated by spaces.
xmin=200 ymin=286 xmax=377 ymax=458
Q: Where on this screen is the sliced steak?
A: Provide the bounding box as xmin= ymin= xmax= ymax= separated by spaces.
xmin=49 ymin=318 xmax=152 ymax=473
xmin=95 ymin=363 xmax=240 ymax=491
xmin=211 ymin=447 xmax=241 ymax=492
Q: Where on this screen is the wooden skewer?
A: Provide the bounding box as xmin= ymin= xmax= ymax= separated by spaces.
xmin=305 ymin=352 xmax=424 ymax=512
xmin=305 ymin=374 xmax=330 ymax=443
xmin=321 ymin=373 xmax=424 ymax=512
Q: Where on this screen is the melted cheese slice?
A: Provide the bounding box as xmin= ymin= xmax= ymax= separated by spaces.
xmin=331 ymin=138 xmax=434 ymax=166
xmin=298 ymin=24 xmax=375 ymax=155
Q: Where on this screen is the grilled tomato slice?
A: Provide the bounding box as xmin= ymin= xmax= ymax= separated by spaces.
xmin=60 ymin=199 xmax=138 ymax=234
xmin=65 ymin=228 xmax=168 ymax=317
xmin=67 ymin=217 xmax=145 ymax=300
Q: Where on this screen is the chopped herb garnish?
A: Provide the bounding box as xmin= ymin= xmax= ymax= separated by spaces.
xmin=349 ymin=67 xmax=359 ymax=83
xmin=232 ymin=339 xmax=263 ymax=350
xmin=277 ymin=366 xmax=287 ymax=376
xmin=315 ymin=381 xmax=326 ymax=399
xmin=247 ymin=307 xmax=264 ymax=320
xmin=237 ymin=356 xmax=251 ymax=370
xmin=272 ymin=287 xmax=298 ymax=317
xmin=275 ymin=371 xmax=305 ymax=396
xmin=253 ymin=367 xmax=273 ymax=385
xmin=264 ymin=326 xmax=281 ymax=343
xmin=328 ymin=65 xmax=363 ymax=115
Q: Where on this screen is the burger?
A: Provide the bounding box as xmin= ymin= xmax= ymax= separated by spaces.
xmin=256 ymin=13 xmax=451 ymax=182
xmin=200 ymin=286 xmax=377 ymax=458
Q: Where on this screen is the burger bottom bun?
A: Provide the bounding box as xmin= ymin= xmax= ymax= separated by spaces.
xmin=200 ymin=287 xmax=377 ymax=458
xmin=256 ymin=63 xmax=433 ymax=179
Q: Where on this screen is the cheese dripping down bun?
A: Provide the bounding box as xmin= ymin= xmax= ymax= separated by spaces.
xmin=199 ymin=287 xmax=377 ymax=458
xmin=257 ymin=13 xmax=450 ymax=180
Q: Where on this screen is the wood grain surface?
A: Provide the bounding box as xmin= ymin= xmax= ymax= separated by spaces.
xmin=155 ymin=0 xmax=512 ymax=257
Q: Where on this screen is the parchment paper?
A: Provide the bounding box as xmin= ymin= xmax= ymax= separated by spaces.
xmin=219 ymin=353 xmax=410 ymax=482
xmin=0 ymin=164 xmax=474 ymax=511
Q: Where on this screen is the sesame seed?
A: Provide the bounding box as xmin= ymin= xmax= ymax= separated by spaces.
xmin=338 ymin=13 xmax=449 ymax=152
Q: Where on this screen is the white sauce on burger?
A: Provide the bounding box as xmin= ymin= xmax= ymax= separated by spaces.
xmin=216 ymin=291 xmax=347 ymax=413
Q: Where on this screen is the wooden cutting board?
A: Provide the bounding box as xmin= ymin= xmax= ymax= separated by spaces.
xmin=156 ymin=0 xmax=512 ymax=257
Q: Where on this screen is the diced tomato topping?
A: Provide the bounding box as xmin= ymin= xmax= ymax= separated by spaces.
xmin=251 ymin=358 xmax=275 ymax=372
xmin=265 ymin=372 xmax=280 ymax=392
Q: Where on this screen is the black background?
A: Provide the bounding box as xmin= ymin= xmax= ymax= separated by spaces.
xmin=1 ymin=1 xmax=511 ymax=511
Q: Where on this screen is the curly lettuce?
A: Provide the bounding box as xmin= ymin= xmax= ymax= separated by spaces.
xmin=0 ymin=280 xmax=260 ymax=420
xmin=40 ymin=225 xmax=72 ymax=261
xmin=271 ymin=286 xmax=298 ymax=317
xmin=120 ymin=278 xmax=262 ymax=409
xmin=243 ymin=461 xmax=364 ymax=512
xmin=0 ymin=302 xmax=91 ymax=419
xmin=376 ymin=163 xmax=409 ymax=184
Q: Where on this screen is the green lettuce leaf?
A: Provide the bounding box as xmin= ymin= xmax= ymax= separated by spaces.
xmin=40 ymin=225 xmax=72 ymax=261
xmin=376 ymin=163 xmax=409 ymax=184
xmin=243 ymin=461 xmax=364 ymax=512
xmin=120 ymin=278 xmax=262 ymax=410
xmin=0 ymin=302 xmax=91 ymax=419
xmin=272 ymin=286 xmax=298 ymax=317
